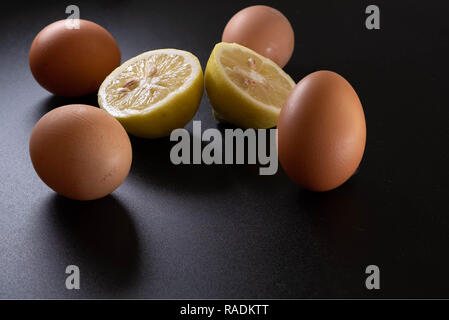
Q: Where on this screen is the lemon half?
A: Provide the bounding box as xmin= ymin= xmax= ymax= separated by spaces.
xmin=205 ymin=42 xmax=296 ymax=129
xmin=98 ymin=49 xmax=203 ymax=138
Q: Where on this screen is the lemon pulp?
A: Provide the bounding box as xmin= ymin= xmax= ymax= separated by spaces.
xmin=99 ymin=49 xmax=203 ymax=138
xmin=220 ymin=46 xmax=294 ymax=109
xmin=205 ymin=42 xmax=295 ymax=128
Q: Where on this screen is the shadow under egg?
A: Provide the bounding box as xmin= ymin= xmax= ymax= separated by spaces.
xmin=44 ymin=194 xmax=141 ymax=291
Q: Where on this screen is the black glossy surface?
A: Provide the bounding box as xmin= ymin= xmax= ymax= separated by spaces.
xmin=0 ymin=0 xmax=448 ymax=298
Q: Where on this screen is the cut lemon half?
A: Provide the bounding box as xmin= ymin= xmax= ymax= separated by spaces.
xmin=98 ymin=49 xmax=203 ymax=138
xmin=205 ymin=42 xmax=295 ymax=128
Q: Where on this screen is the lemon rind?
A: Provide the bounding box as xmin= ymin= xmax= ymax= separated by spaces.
xmin=213 ymin=42 xmax=296 ymax=114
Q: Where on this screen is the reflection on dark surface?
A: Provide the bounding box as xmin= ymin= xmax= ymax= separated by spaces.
xmin=298 ymin=180 xmax=372 ymax=259
xmin=296 ymin=177 xmax=449 ymax=298
xmin=299 ymin=179 xmax=369 ymax=228
xmin=46 ymin=194 xmax=140 ymax=290
xmin=292 ymin=180 xmax=379 ymax=298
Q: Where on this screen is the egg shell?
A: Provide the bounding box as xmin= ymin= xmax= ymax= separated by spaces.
xmin=29 ymin=104 xmax=132 ymax=200
xmin=222 ymin=5 xmax=294 ymax=68
xmin=29 ymin=20 xmax=121 ymax=97
xmin=278 ymin=71 xmax=366 ymax=192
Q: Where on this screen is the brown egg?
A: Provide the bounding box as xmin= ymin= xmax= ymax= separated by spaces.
xmin=29 ymin=19 xmax=121 ymax=97
xmin=29 ymin=105 xmax=132 ymax=201
xmin=222 ymin=5 xmax=294 ymax=68
xmin=278 ymin=71 xmax=366 ymax=192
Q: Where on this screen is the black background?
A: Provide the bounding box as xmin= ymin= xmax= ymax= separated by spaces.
xmin=0 ymin=0 xmax=448 ymax=299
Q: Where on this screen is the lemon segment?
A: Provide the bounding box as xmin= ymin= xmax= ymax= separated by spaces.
xmin=98 ymin=49 xmax=203 ymax=138
xmin=205 ymin=42 xmax=295 ymax=128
